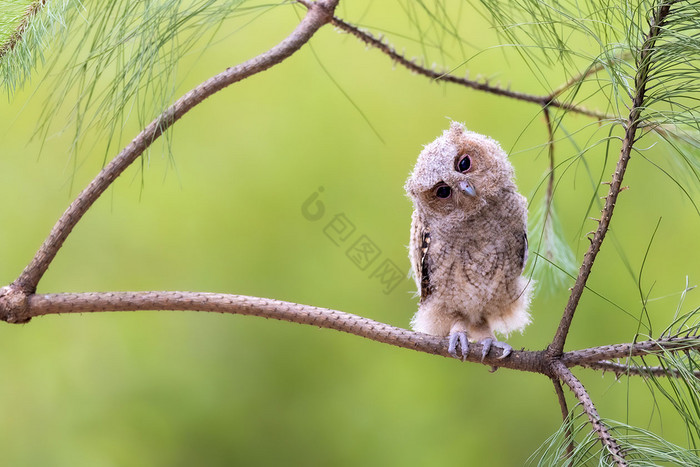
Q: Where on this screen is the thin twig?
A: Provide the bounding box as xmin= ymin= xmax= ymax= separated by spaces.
xmin=538 ymin=107 xmax=562 ymax=272
xmin=0 ymin=0 xmax=48 ymax=62
xmin=552 ymin=361 xmax=627 ymax=465
xmin=549 ymin=1 xmax=675 ymax=355
xmin=551 ymin=377 xmax=575 ymax=461
xmin=543 ymin=107 xmax=556 ymax=208
xmin=10 ymin=0 xmax=339 ymax=296
xmin=329 ymin=15 xmax=612 ymax=120
xmin=547 ymin=51 xmax=633 ymax=101
xmin=542 ymin=107 xmax=557 ymax=254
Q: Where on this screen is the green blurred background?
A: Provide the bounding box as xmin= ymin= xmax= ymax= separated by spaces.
xmin=0 ymin=1 xmax=698 ymax=465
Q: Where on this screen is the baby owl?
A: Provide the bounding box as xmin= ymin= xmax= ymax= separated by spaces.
xmin=405 ymin=122 xmax=532 ymax=361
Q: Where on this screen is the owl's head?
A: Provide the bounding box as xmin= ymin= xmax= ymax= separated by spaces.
xmin=405 ymin=122 xmax=516 ymax=217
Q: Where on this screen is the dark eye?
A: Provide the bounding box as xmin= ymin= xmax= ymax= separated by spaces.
xmin=435 ymin=184 xmax=452 ymax=199
xmin=457 ymin=155 xmax=472 ymax=173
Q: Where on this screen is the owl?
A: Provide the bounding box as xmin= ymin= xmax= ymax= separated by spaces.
xmin=405 ymin=122 xmax=532 ymax=361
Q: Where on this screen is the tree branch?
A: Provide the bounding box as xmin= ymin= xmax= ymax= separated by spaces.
xmin=576 ymin=360 xmax=700 ymax=379
xmin=329 ymin=14 xmax=612 ymax=120
xmin=561 ymin=337 xmax=699 ymax=365
xmin=0 ymin=0 xmax=48 ymax=63
xmin=2 ymin=289 xmax=696 ymax=379
xmin=9 ymin=291 xmax=545 ymax=372
xmin=8 ymin=0 xmax=338 ymax=298
xmin=542 ymin=107 xmax=556 ymax=234
xmin=547 ymin=51 xmax=633 ymax=101
xmin=551 ymin=377 xmax=574 ymax=460
xmin=552 ymin=361 xmax=627 ymax=466
xmin=549 ymin=1 xmax=675 ymax=355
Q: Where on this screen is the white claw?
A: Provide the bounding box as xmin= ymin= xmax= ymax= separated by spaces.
xmin=448 ymin=332 xmax=469 ymax=361
xmin=478 ymin=338 xmax=512 ymax=360
xmin=498 ymin=343 xmax=513 ymax=359
xmin=480 ymin=337 xmax=493 ymax=361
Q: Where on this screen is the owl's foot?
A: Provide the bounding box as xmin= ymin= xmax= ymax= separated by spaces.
xmin=448 ymin=332 xmax=469 ymax=361
xmin=478 ymin=338 xmax=512 ymax=361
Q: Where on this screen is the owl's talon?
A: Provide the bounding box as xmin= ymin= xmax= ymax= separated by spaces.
xmin=448 ymin=332 xmax=468 ymax=361
xmin=497 ymin=341 xmax=513 ymax=359
xmin=478 ymin=338 xmax=512 ymax=360
xmin=480 ymin=337 xmax=493 ymax=361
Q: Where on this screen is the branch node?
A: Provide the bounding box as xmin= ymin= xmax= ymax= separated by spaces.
xmin=0 ymin=285 xmax=32 ymax=324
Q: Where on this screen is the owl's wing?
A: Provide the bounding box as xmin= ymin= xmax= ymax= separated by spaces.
xmin=409 ymin=213 xmax=433 ymax=301
xmin=419 ymin=229 xmax=433 ymax=300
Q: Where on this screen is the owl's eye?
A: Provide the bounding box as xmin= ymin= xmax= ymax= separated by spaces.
xmin=435 ymin=184 xmax=452 ymax=199
xmin=457 ymin=154 xmax=472 ymax=173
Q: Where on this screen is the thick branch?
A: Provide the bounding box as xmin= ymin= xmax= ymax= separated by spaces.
xmin=0 ymin=0 xmax=48 ymax=62
xmin=329 ymin=15 xmax=611 ymax=120
xmin=552 ymin=362 xmax=627 ymax=465
xmin=4 ymin=289 xmax=695 ymax=379
xmin=549 ymin=1 xmax=674 ymax=355
xmin=20 ymin=291 xmax=547 ymax=372
xmin=10 ymin=0 xmax=338 ymax=296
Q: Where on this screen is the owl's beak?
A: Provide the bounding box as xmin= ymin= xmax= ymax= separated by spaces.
xmin=458 ymin=180 xmax=476 ymax=197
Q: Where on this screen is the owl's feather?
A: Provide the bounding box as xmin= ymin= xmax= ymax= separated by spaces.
xmin=405 ymin=122 xmax=533 ymax=359
xmin=419 ymin=228 xmax=433 ymax=301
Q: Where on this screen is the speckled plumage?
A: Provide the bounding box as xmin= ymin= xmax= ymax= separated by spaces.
xmin=405 ymin=122 xmax=532 ymax=360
